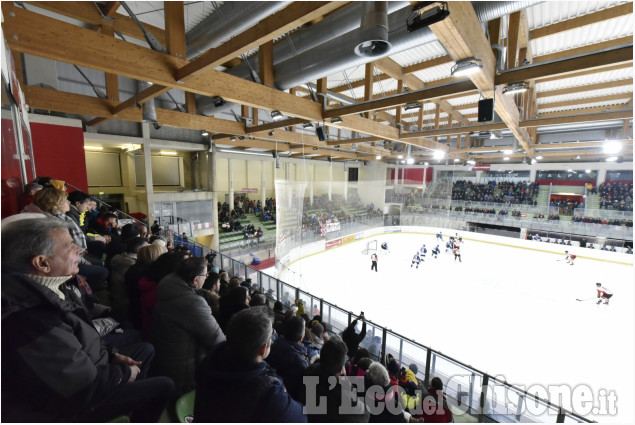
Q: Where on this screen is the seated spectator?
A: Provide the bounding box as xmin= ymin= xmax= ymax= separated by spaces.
xmin=414 ymin=377 xmax=453 ymax=423
xmin=139 ymin=251 xmax=188 ymax=340
xmin=364 ymin=362 xmax=408 ymax=423
xmin=303 ymin=320 xmax=326 ymax=359
xmin=110 ymin=237 xmax=148 ymax=320
xmin=347 ymin=348 xmax=372 ymax=377
xmin=18 ymin=181 xmax=43 ymax=211
xmin=302 ymin=335 xmax=369 ymax=422
xmin=341 ymin=313 xmax=367 ymax=357
xmin=150 ymin=257 xmax=226 ymax=396
xmin=194 ymin=307 xmax=306 ymax=422
xmin=1 ymin=218 xmax=174 ymax=422
xmin=266 ymin=316 xmax=309 ymax=401
xmin=124 ymin=243 xmax=167 ymax=329
xmin=217 ymin=286 xmax=251 ymax=332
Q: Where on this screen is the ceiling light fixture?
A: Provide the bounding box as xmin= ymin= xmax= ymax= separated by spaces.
xmin=606 ymin=156 xmax=618 ymax=162
xmin=433 ymin=150 xmax=445 ymax=160
xmin=201 ymin=130 xmax=209 ymax=137
xmin=404 ymin=102 xmax=422 ymax=111
xmin=84 ymin=146 xmax=103 ymax=151
xmin=406 ymin=157 xmax=415 ymax=165
xmin=603 ymin=141 xmax=622 ymax=154
xmin=454 ymin=158 xmax=460 ymax=162
xmin=271 ymin=110 xmax=284 ymax=121
xmin=407 ymin=2 xmax=450 ymax=32
xmin=503 ymin=149 xmax=513 ymax=155
xmin=268 ymin=130 xmax=275 ymax=136
xmin=503 ymin=156 xmax=510 ymax=161
xmin=502 ymin=81 xmax=529 ymax=95
xmin=586 ymin=169 xmax=591 ymax=173
xmin=217 ymin=149 xmax=272 ymax=157
xmin=376 ymin=155 xmax=382 ymax=160
xmin=531 ymin=159 xmax=537 ymax=165
xmin=302 ymin=122 xmax=314 ymax=128
xmin=451 ymin=57 xmax=483 ymax=76
xmin=229 ymin=136 xmax=236 ymax=141
xmin=467 ymin=159 xmax=475 ymax=165
xmin=331 ymin=117 xmax=343 ymax=124
xmin=535 ymin=155 xmax=543 ymax=160
xmin=397 ymin=155 xmax=404 ymax=159
xmin=160 ymin=150 xmax=177 ymax=156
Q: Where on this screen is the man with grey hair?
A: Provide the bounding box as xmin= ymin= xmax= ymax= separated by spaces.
xmin=194 ymin=306 xmax=307 ymax=422
xmin=1 ymin=218 xmax=174 ymax=422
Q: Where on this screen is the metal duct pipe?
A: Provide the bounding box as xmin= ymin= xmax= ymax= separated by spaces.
xmin=138 ymin=81 xmax=157 ymax=123
xmin=228 ymin=2 xmax=408 ymax=81
xmin=354 ymin=2 xmax=391 ymax=58
xmin=186 ymin=1 xmax=290 ymax=60
xmin=273 ymin=1 xmax=541 ymax=90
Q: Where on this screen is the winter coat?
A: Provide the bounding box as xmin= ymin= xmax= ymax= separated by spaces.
xmin=415 ymin=388 xmax=453 ymax=423
xmin=302 ymin=362 xmax=370 ymax=423
xmin=194 ymin=341 xmax=307 ymax=423
xmin=266 ymin=337 xmax=309 ymax=401
xmin=367 ymin=386 xmax=407 ymax=423
xmin=138 ymin=275 xmax=159 ymax=340
xmin=341 ymin=319 xmax=366 ymax=357
xmin=150 ymin=272 xmax=225 ymax=395
xmin=109 ymin=252 xmax=136 ymax=319
xmin=1 ymin=270 xmax=130 ymax=422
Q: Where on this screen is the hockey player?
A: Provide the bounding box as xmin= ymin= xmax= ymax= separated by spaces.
xmin=371 ymin=253 xmax=378 ymax=272
xmin=453 ymin=245 xmax=462 ymax=262
xmin=565 ymin=250 xmax=576 ymax=265
xmin=431 ymin=245 xmax=440 ymax=259
xmin=596 ymin=283 xmax=613 ymax=304
xmin=411 ymin=252 xmax=421 ymax=269
xmin=381 ymin=242 xmax=389 ymax=252
xmin=420 ymin=244 xmax=427 ymax=259
xmin=445 ymin=241 xmax=453 ymax=253
xmin=436 ymin=231 xmax=443 ymax=241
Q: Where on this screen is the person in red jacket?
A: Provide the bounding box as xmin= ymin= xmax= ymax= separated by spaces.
xmin=416 ymin=376 xmax=454 ymax=422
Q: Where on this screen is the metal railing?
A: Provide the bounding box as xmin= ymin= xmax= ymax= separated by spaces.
xmin=202 ymin=243 xmax=592 ymax=423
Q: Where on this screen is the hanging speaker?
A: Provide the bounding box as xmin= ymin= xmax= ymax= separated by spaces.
xmin=316 ymin=125 xmax=327 ymax=141
xmin=478 ymin=99 xmax=494 ymax=122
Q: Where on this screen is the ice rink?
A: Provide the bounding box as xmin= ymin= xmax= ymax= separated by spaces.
xmin=278 ymin=231 xmax=634 ymax=422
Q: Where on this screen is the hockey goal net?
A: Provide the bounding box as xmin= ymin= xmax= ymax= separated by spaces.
xmin=362 ymin=240 xmax=378 ymax=255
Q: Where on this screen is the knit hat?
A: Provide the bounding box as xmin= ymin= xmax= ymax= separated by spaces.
xmin=121 ymin=223 xmax=140 ymax=240
xmin=311 ymin=321 xmax=324 ymax=338
xmin=49 ymin=180 xmax=66 ymax=191
xmin=387 ymin=358 xmax=401 ymax=376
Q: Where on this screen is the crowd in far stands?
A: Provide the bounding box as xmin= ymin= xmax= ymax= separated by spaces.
xmin=3 ymin=176 xmax=457 ymax=423
xmin=452 ymin=180 xmax=539 ymax=205
xmin=573 ymin=216 xmax=633 ymax=227
xmin=599 ymin=182 xmax=633 ymax=211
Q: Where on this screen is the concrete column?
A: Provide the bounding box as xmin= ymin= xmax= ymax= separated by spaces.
xmin=476 ymin=170 xmax=482 ymax=184
xmin=394 ymin=167 xmax=399 ymax=186
xmin=344 ymin=166 xmax=348 ymax=202
xmin=529 ymin=168 xmax=537 ymax=183
xmin=310 ymin=164 xmax=315 ymax=206
xmin=141 ymin=123 xmax=155 ymax=225
xmin=209 ymin=145 xmax=219 ymax=251
xmin=597 ymin=168 xmax=607 ymax=186
xmin=261 ymin=161 xmax=266 ymax=207
xmin=228 ymin=158 xmax=234 ymax=212
xmin=328 ymin=162 xmax=333 ymax=200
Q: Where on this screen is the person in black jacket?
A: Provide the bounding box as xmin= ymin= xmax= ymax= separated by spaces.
xmin=342 ymin=313 xmax=367 ymax=357
xmin=194 ymin=307 xmax=306 ymax=422
xmin=1 ymin=217 xmax=174 ymax=422
xmin=266 ymin=316 xmax=309 ymax=401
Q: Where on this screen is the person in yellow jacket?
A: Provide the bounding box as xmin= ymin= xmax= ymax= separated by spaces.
xmin=398 ymin=364 xmax=421 ymax=411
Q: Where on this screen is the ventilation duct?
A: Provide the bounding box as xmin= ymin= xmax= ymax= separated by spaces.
xmin=138 ymin=81 xmax=157 ymax=123
xmin=272 ymin=1 xmax=540 ymax=90
xmin=354 ymin=2 xmax=391 ymax=57
xmin=186 ymin=2 xmax=291 ymax=60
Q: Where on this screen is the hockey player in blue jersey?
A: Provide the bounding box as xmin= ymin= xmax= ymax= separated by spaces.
xmin=411 ymin=252 xmax=421 ymax=269
xmin=432 ymin=245 xmax=440 ymax=259
xmin=381 ymin=242 xmax=388 ymax=251
xmin=420 ymin=244 xmax=427 ymax=259
xmin=445 ymin=241 xmax=453 ymax=253
xmin=436 ymin=231 xmax=443 ymax=241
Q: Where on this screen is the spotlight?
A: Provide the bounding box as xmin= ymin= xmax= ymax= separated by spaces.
xmin=404 ymin=102 xmax=422 ymax=111
xmin=268 ymin=130 xmax=275 ymax=136
xmin=153 ymin=123 xmax=162 ymax=130
xmin=397 ymin=155 xmax=403 ymax=159
xmin=229 ymin=136 xmax=236 ymax=141
xmin=201 ymin=130 xmax=209 ymax=137
xmin=503 ymin=81 xmax=529 ymax=95
xmin=503 ymin=149 xmax=513 ymax=155
xmin=467 ymin=160 xmax=475 ymax=165
xmin=407 ymin=2 xmax=450 ymax=33
xmin=451 ymin=57 xmax=483 ymax=76
xmin=312 ymin=147 xmax=318 ymax=151
xmin=454 ymin=158 xmax=460 ymax=162
xmin=376 ymin=155 xmax=382 ymax=160
xmin=327 ymin=157 xmax=332 ymax=163
xmin=238 ymin=136 xmax=245 ymax=140
xmin=272 ymin=152 xmax=277 ymax=158
xmin=334 ymin=145 xmax=340 ymax=149
xmin=531 ymin=159 xmax=537 ymax=165
xmin=586 ymin=169 xmax=591 ymax=173
xmin=606 ymin=156 xmax=618 ymax=162
xmin=535 ymin=155 xmax=543 ymax=160
xmin=406 ymin=157 xmax=415 ymax=165
xmin=433 ymin=150 xmax=445 ymax=160
xmin=503 ymin=156 xmax=510 ymax=161
xmin=603 ymin=141 xmax=622 ymax=154
xmin=271 ymin=110 xmax=284 ymax=121
xmin=302 ymin=122 xmax=314 ymax=128
xmin=331 ymin=117 xmax=343 ymax=124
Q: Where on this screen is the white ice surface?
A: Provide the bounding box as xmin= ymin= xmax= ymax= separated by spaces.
xmin=278 ymin=232 xmax=634 ymax=422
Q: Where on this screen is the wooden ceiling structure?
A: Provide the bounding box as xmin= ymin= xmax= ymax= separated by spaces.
xmin=2 ymin=1 xmax=633 ymax=164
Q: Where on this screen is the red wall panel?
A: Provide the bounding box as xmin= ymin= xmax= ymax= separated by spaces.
xmin=1 ymin=118 xmax=23 ymax=218
xmin=30 ymin=122 xmax=88 ymax=192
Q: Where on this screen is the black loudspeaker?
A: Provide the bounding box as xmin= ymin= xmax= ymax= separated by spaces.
xmin=316 ymin=125 xmax=327 ymax=141
xmin=478 ymin=98 xmax=495 ymax=122
xmin=363 ymin=160 xmax=368 ymax=166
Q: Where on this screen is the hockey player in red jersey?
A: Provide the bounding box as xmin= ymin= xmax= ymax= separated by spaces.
xmin=565 ymin=250 xmax=576 ymax=265
xmin=596 ymin=283 xmax=613 ymax=305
